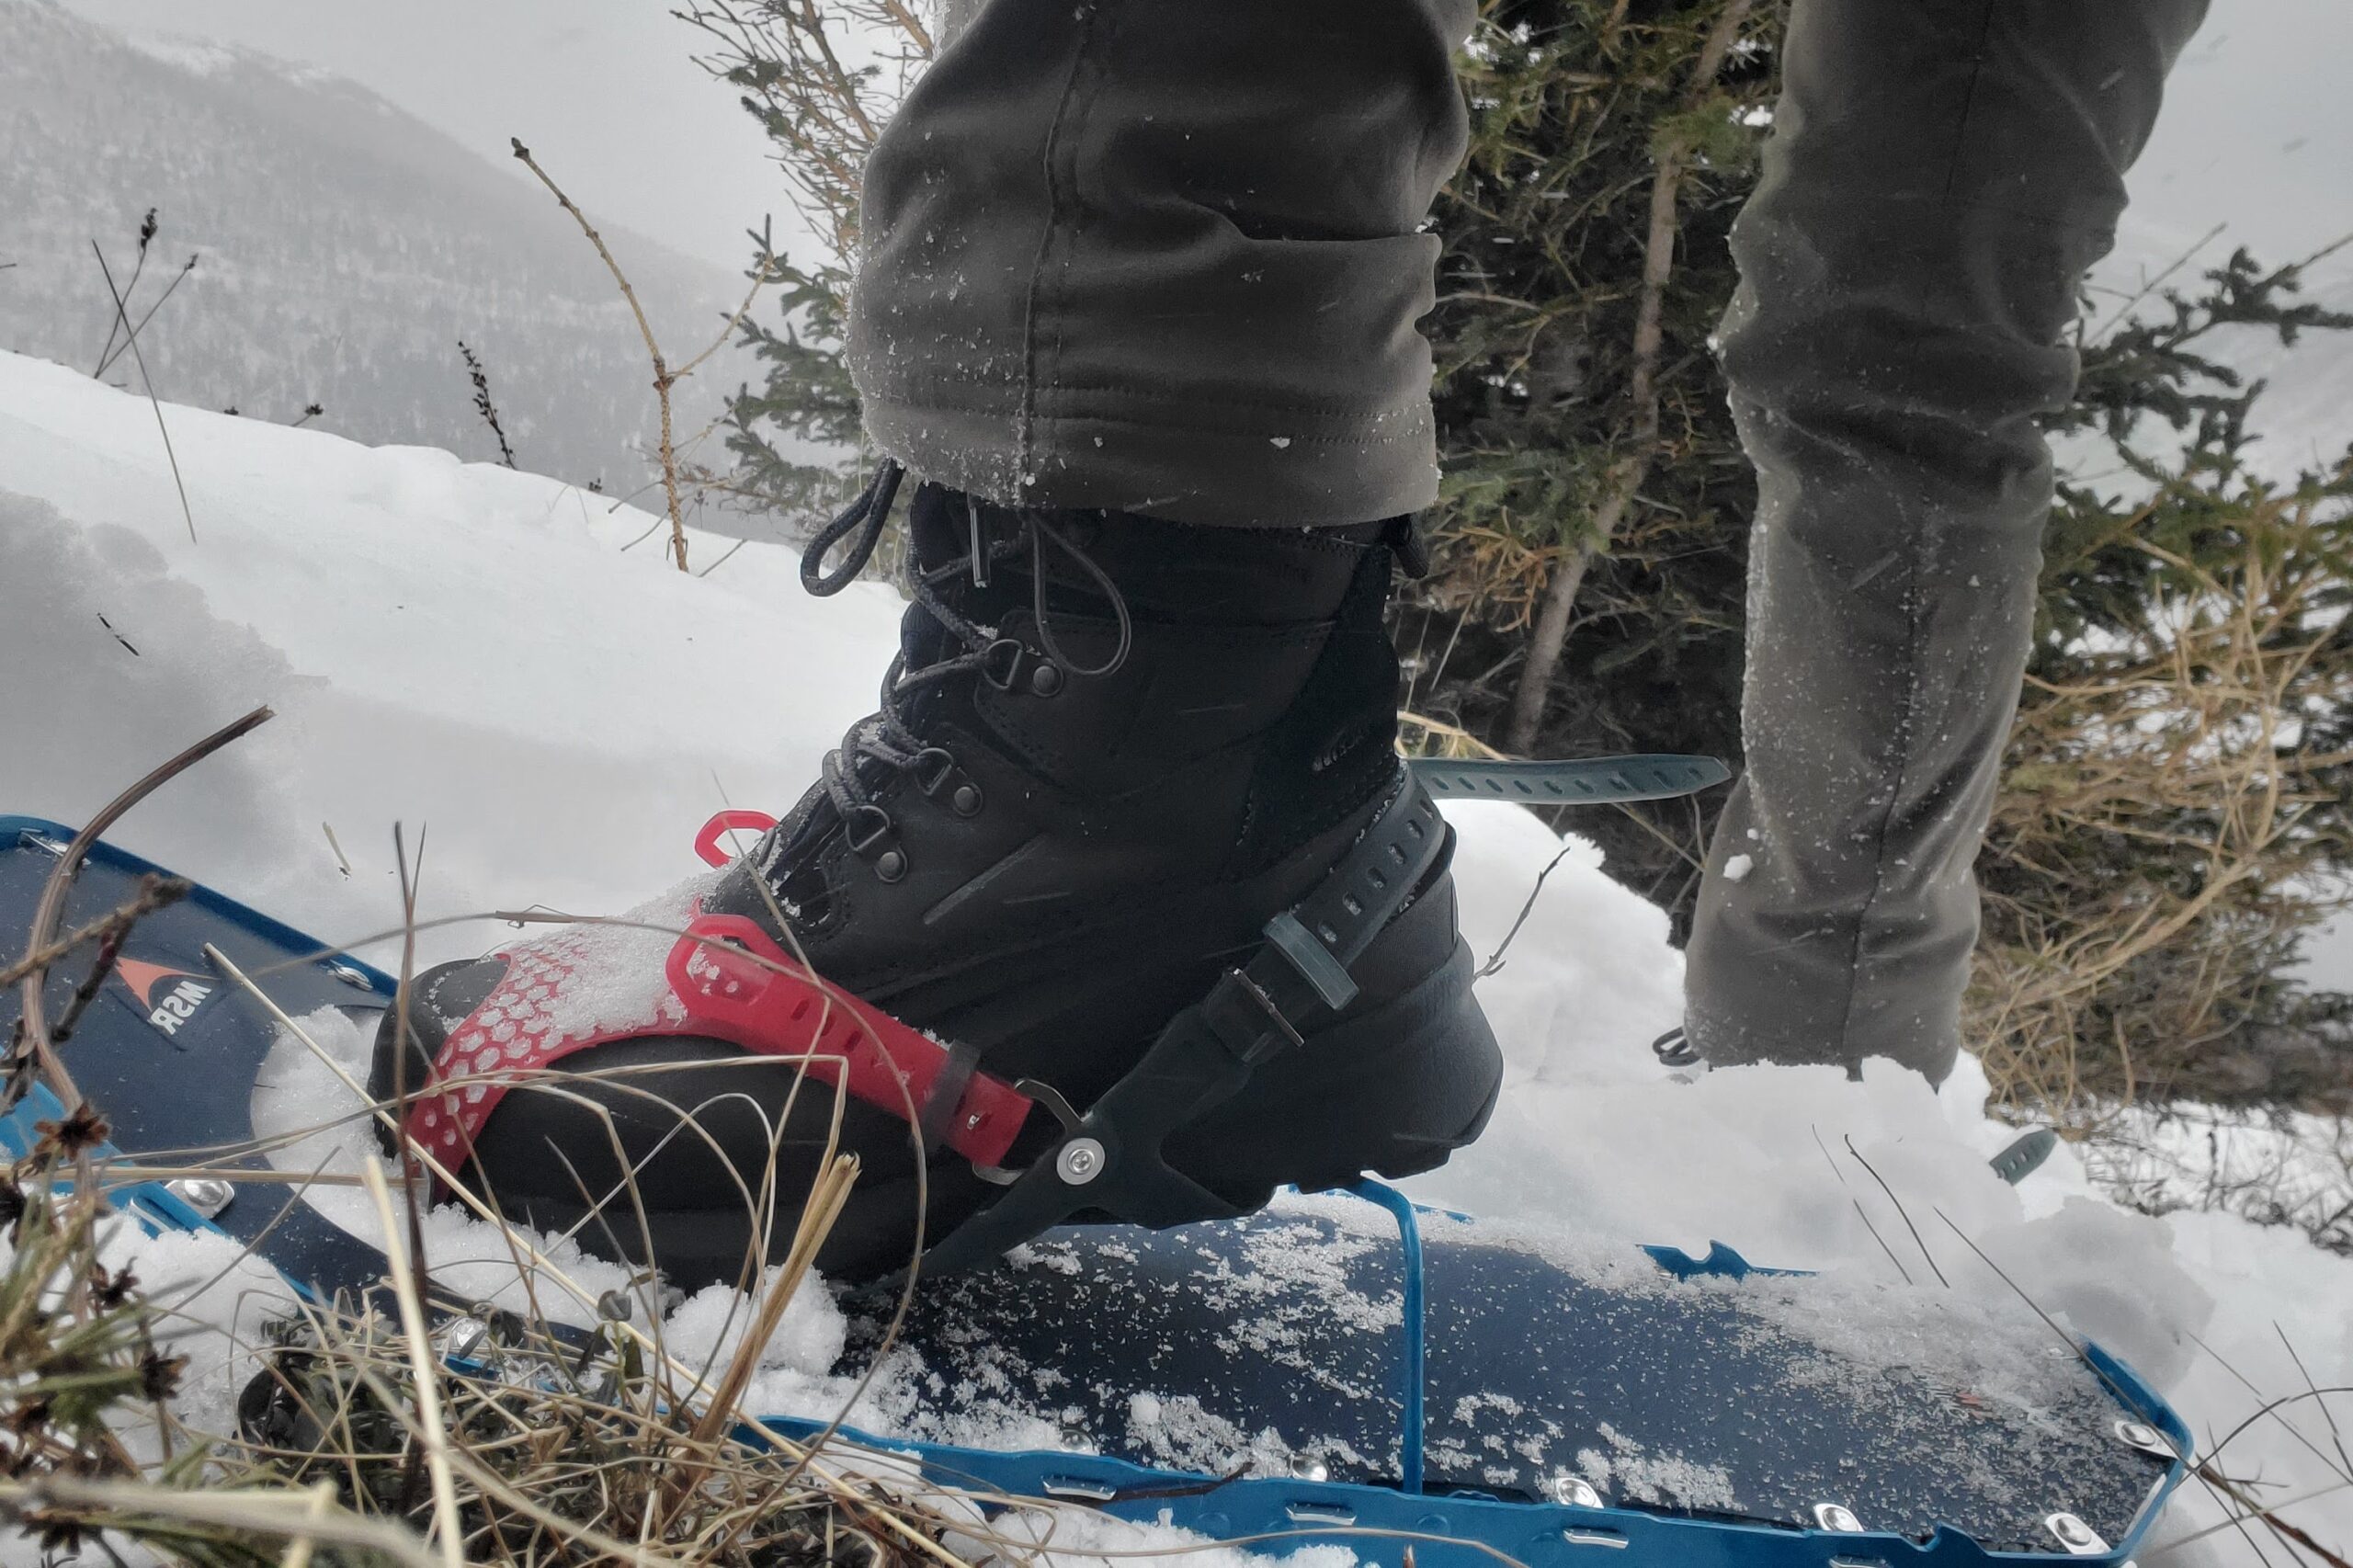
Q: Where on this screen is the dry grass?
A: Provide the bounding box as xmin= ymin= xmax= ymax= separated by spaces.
xmin=1970 ymin=470 xmax=2353 ymax=1131
xmin=0 ymin=712 xmax=994 ymax=1564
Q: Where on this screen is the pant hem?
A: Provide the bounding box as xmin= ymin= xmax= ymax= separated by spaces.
xmin=861 ymin=391 xmax=1439 ymax=528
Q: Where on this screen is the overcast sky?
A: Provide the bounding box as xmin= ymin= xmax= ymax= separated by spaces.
xmin=45 ymin=0 xmax=2353 ymax=283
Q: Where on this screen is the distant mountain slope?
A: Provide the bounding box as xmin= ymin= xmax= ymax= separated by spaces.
xmin=0 ymin=0 xmax=752 ymax=492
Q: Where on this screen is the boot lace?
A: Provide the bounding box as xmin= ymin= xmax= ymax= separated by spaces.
xmin=796 ymin=460 xmax=1134 ymax=869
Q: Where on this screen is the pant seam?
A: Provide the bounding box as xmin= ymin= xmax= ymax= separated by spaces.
xmin=1828 ymin=0 xmax=2000 ymax=1063
xmin=1014 ymin=6 xmax=1108 ymax=488
xmin=1037 ymin=1 xmax=1120 ymax=486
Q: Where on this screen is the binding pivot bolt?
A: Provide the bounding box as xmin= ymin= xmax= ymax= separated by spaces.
xmin=1057 ymin=1137 xmax=1106 ymax=1185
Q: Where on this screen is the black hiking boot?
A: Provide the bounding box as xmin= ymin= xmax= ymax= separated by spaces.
xmin=373 ymin=463 xmax=1503 ymax=1289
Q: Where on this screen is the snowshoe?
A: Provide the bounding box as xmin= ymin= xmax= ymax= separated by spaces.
xmin=1 ymin=813 xmax=2190 ymax=1568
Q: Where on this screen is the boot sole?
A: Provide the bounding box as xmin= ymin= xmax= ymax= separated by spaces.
xmin=478 ymin=930 xmax=1503 ymax=1290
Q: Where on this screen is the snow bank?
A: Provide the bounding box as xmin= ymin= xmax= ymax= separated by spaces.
xmin=0 ymin=348 xmax=902 ymax=974
xmin=4 ymin=350 xmax=2347 ymax=1564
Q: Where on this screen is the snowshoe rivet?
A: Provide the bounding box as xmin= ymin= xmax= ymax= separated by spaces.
xmin=874 ymin=849 xmax=908 ymax=882
xmin=1029 ymin=663 xmax=1064 ymax=697
xmin=1546 ymin=1475 xmax=1603 ymax=1509
xmin=1290 ymin=1456 xmax=1330 ymax=1483
xmin=165 ymin=1176 xmax=235 ymax=1220
xmin=2045 ymin=1513 xmax=2109 ymax=1554
xmin=2113 ymin=1419 xmax=2173 ymax=1458
xmin=324 ymin=960 xmax=374 ymax=990
xmin=952 ymin=783 xmax=983 ymax=816
xmin=437 ymin=1314 xmax=494 ymax=1361
xmin=1056 ymin=1137 xmax=1106 ymax=1185
xmin=1813 ymin=1504 xmax=1863 ymax=1534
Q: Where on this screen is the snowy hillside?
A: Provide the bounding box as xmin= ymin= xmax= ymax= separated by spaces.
xmin=2 ymin=349 xmax=2348 ymax=1563
xmin=0 ymin=0 xmax=752 ymax=493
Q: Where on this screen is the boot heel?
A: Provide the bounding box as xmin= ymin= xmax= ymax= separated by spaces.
xmin=1172 ymin=928 xmax=1505 ymax=1203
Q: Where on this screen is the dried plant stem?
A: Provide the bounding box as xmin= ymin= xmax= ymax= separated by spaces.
xmin=95 ymin=255 xmax=199 ymax=381
xmin=513 ymin=138 xmax=710 ymax=572
xmin=13 ymin=706 xmax=272 ymax=1119
xmin=2199 ymin=1465 xmax=2353 ymax=1568
xmin=90 ymin=240 xmax=198 ymax=545
xmin=0 ymin=1475 xmax=440 ymax=1568
xmin=686 ymin=1153 xmax=858 ymax=1451
xmin=277 ymin=1480 xmax=336 ymax=1568
xmin=95 ymin=1163 xmax=366 ymax=1188
xmin=359 ymin=1159 xmax=466 ymax=1568
xmin=0 ymin=879 xmax=188 ymax=993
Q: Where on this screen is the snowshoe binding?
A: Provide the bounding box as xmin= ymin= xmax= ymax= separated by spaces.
xmin=372 ymin=462 xmax=1512 ymax=1288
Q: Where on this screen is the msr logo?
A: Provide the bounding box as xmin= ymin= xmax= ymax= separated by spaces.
xmin=116 ymin=958 xmax=217 ymax=1039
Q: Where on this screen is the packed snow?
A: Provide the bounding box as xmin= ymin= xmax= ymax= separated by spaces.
xmin=4 ymin=349 xmax=2349 ymax=1564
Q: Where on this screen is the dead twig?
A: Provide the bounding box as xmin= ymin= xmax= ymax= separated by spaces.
xmin=1505 ymin=0 xmax=1756 ymax=752
xmin=11 ymin=706 xmax=272 ymax=1117
xmin=509 ymin=140 xmax=785 ymax=571
xmin=0 ymin=879 xmax=188 ymax=994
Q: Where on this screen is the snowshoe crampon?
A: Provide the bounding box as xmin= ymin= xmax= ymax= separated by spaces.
xmin=1 ymin=809 xmax=2192 ymax=1568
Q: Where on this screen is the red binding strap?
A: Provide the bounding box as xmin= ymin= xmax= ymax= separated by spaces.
xmin=695 ymin=811 xmax=779 ymax=868
xmin=404 ymin=910 xmax=1032 ymax=1174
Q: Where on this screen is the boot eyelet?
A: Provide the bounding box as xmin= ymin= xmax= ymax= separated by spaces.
xmin=911 ymin=747 xmax=958 ymax=795
xmin=981 ymin=638 xmax=1029 ymax=691
xmin=843 ymin=804 xmax=894 ymax=856
xmin=872 ymin=848 xmax=908 ymax=883
xmin=912 ymin=748 xmax=983 ymax=816
xmin=1028 ymin=662 xmax=1064 ymax=698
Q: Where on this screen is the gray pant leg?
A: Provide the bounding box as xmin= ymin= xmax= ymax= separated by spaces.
xmin=847 ymin=0 xmax=1473 ymax=527
xmin=1685 ymin=0 xmax=2208 ymax=1083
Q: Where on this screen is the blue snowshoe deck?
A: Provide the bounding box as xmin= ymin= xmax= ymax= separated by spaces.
xmin=1 ymin=817 xmax=2189 ymax=1567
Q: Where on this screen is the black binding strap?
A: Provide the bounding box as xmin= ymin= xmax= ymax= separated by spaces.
xmin=919 ymin=770 xmax=1447 ymax=1275
xmin=913 ymin=753 xmax=1729 ymax=1275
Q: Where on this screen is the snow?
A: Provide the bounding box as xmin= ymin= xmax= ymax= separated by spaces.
xmin=4 ymin=348 xmax=2349 ymax=1564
